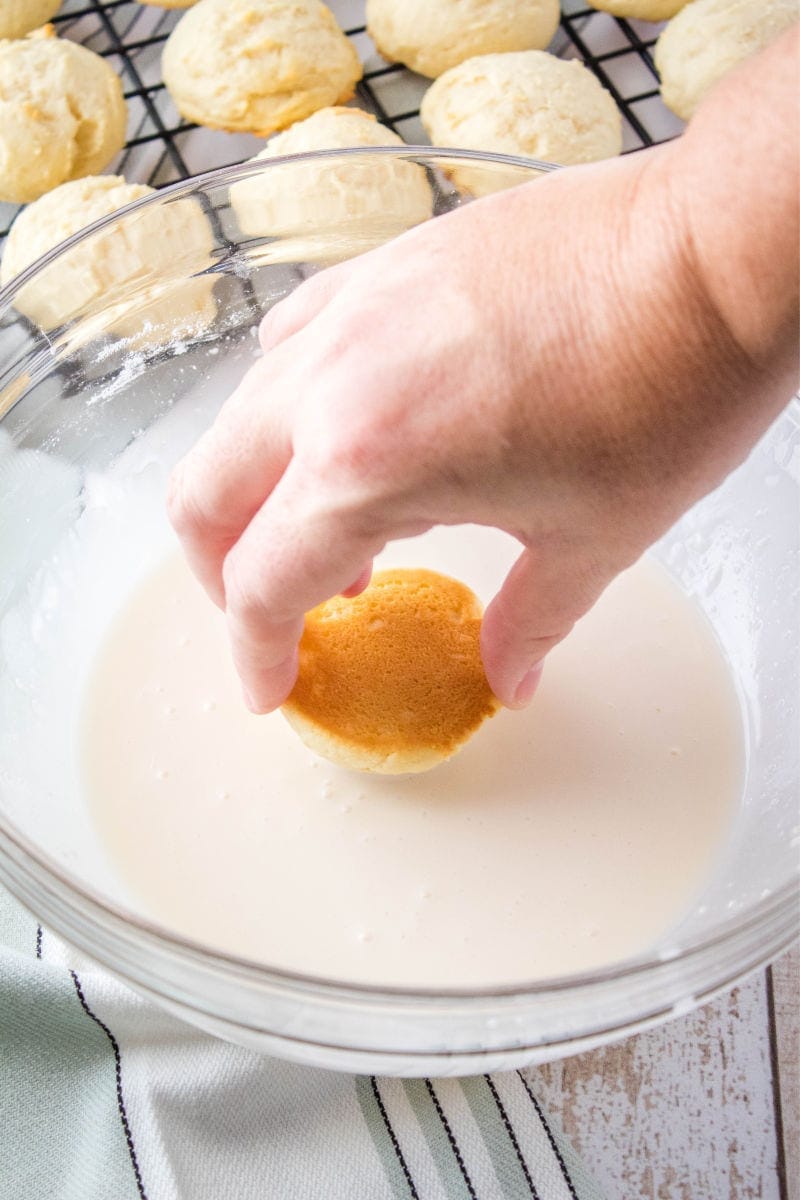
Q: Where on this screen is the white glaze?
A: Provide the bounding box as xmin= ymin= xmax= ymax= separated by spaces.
xmin=80 ymin=534 xmax=743 ymax=988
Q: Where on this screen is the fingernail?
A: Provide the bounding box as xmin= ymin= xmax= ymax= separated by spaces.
xmin=512 ymin=662 xmax=543 ymax=708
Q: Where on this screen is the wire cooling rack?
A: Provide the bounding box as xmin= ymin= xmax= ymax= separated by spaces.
xmin=0 ymin=0 xmax=684 ymax=251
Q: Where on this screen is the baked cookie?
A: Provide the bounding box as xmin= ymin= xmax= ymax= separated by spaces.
xmin=231 ymin=106 xmax=432 ymax=252
xmin=1 ymin=175 xmax=216 ymax=347
xmin=137 ymin=1 xmax=196 ymax=7
xmin=162 ymin=0 xmax=362 ymax=136
xmin=282 ymin=568 xmax=500 ymax=774
xmin=421 ymin=51 xmax=622 ymax=194
xmin=655 ymin=0 xmax=799 ymax=120
xmin=586 ymin=0 xmax=688 ymax=20
xmin=366 ymin=0 xmax=560 ymax=79
xmin=0 ymin=30 xmax=126 ymax=204
xmin=0 ymin=0 xmax=60 ymax=39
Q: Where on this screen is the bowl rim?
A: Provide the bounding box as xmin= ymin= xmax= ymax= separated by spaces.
xmin=0 ymin=146 xmax=798 ymax=1004
xmin=0 ymin=145 xmax=557 ymax=316
xmin=1 ymin=809 xmax=798 ymax=1001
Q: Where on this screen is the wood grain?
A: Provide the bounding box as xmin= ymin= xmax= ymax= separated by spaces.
xmin=770 ymin=943 xmax=799 ymax=1200
xmin=525 ymin=969 xmax=786 ymax=1200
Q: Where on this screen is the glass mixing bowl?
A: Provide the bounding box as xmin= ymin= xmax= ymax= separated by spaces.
xmin=0 ymin=149 xmax=797 ymax=1075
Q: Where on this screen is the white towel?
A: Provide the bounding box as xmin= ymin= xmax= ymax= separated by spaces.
xmin=0 ymin=884 xmax=603 ymax=1200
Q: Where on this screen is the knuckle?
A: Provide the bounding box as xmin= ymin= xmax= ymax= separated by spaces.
xmin=165 ymin=462 xmax=204 ymax=537
xmin=166 ymin=447 xmax=231 ymax=542
xmin=303 ymin=395 xmax=391 ymax=489
xmin=222 ymin=554 xmax=302 ymax=660
xmin=486 ymin=586 xmax=538 ymax=650
xmin=488 ymin=600 xmax=525 ymax=656
xmin=167 ymin=436 xmax=242 ymax=540
xmin=325 ymin=424 xmax=378 ymax=482
xmin=221 ymin=553 xmax=261 ymax=622
xmin=258 ymin=300 xmax=292 ymax=350
xmin=259 ymin=269 xmax=336 ymax=351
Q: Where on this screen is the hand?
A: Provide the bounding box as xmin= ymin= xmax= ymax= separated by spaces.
xmin=167 ymin=34 xmax=798 ymax=714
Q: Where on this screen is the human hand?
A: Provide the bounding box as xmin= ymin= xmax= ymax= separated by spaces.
xmin=168 ymin=40 xmax=798 ymax=714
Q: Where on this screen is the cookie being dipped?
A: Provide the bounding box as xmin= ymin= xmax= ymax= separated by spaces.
xmin=281 ymin=568 xmax=500 ymax=774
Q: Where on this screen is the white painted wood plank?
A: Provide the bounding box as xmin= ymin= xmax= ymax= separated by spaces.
xmin=771 ymin=942 xmax=799 ymax=1200
xmin=524 ymin=972 xmax=780 ymax=1200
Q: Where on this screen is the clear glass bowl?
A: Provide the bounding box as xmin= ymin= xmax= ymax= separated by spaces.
xmin=0 ymin=149 xmax=797 ymax=1075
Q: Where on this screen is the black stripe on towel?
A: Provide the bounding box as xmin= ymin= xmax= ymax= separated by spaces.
xmin=70 ymin=971 xmax=148 ymax=1200
xmin=518 ymin=1071 xmax=579 ymax=1200
xmin=484 ymin=1075 xmax=541 ymax=1200
xmin=425 ymin=1079 xmax=478 ymax=1200
xmin=371 ymin=1077 xmax=420 ymax=1200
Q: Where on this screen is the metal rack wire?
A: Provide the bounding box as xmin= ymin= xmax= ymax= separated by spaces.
xmin=0 ymin=0 xmax=683 ymax=250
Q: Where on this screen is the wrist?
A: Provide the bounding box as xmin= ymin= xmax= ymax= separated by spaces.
xmin=665 ymin=25 xmax=799 ymax=376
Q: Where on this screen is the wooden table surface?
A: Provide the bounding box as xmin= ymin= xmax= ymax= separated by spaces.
xmin=523 ymin=943 xmax=799 ymax=1200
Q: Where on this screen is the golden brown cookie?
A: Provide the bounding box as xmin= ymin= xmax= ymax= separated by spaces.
xmin=230 ymin=106 xmax=432 ymax=253
xmin=655 ymin=0 xmax=799 ymax=120
xmin=162 ymin=0 xmax=362 ymax=136
xmin=586 ymin=0 xmax=688 ymax=20
xmin=0 ymin=31 xmax=126 ymax=203
xmin=0 ymin=0 xmax=61 ymax=39
xmin=420 ymin=50 xmax=622 ymax=196
xmin=1 ymin=175 xmax=216 ymax=348
xmin=282 ymin=568 xmax=500 ymax=774
xmin=367 ymin=0 xmax=560 ymax=78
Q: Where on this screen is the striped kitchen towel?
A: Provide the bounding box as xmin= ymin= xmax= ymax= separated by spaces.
xmin=0 ymin=885 xmax=603 ymax=1200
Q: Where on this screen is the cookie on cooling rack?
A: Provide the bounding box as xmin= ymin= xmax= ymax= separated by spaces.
xmin=585 ymin=0 xmax=688 ymax=20
xmin=282 ymin=568 xmax=501 ymax=775
xmin=366 ymin=0 xmax=560 ymax=79
xmin=0 ymin=175 xmax=216 ymax=347
xmin=162 ymin=0 xmax=362 ymax=136
xmin=231 ymin=106 xmax=432 ymax=251
xmin=0 ymin=29 xmax=126 ymax=204
xmin=136 ymin=1 xmax=197 ymax=7
xmin=655 ymin=0 xmax=799 ymax=121
xmin=420 ymin=51 xmax=622 ymax=195
xmin=0 ymin=0 xmax=61 ymax=39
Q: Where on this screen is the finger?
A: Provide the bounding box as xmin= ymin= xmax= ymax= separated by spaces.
xmin=339 ymin=561 xmax=373 ymax=598
xmin=259 ymin=259 xmax=355 ymax=353
xmin=221 ymin=465 xmax=387 ymax=713
xmin=167 ymin=349 xmax=295 ymax=607
xmin=480 ymin=543 xmax=616 ymax=709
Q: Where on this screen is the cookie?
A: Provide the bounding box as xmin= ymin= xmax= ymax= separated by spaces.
xmin=0 ymin=0 xmax=60 ymax=39
xmin=655 ymin=0 xmax=799 ymax=120
xmin=162 ymin=0 xmax=362 ymax=136
xmin=231 ymin=106 xmax=432 ymax=251
xmin=0 ymin=30 xmax=126 ymax=204
xmin=366 ymin=0 xmax=560 ymax=79
xmin=1 ymin=175 xmax=216 ymax=347
xmin=282 ymin=568 xmax=500 ymax=774
xmin=421 ymin=51 xmax=622 ymax=194
xmin=586 ymin=0 xmax=688 ymax=20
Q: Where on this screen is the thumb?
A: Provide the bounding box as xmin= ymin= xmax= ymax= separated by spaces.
xmin=480 ymin=543 xmax=614 ymax=709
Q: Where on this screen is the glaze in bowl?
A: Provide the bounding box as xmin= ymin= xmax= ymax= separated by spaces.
xmin=0 ymin=149 xmax=797 ymax=1073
